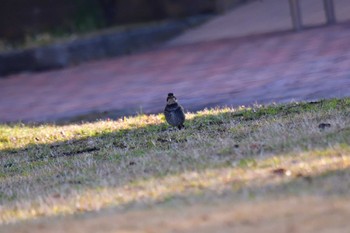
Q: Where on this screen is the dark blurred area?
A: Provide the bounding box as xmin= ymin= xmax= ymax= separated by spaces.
xmin=0 ymin=0 xmax=217 ymax=43
xmin=1 ymin=0 xmax=349 ymax=123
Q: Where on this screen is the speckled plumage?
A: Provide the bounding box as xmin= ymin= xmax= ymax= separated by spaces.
xmin=164 ymin=93 xmax=185 ymax=129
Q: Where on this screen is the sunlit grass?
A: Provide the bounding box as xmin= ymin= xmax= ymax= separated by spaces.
xmin=0 ymin=114 xmax=164 ymax=151
xmin=1 ymin=146 xmax=350 ymax=224
xmin=0 ymin=98 xmax=349 ymax=224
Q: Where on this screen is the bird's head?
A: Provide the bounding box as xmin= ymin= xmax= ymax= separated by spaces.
xmin=166 ymin=93 xmax=177 ymax=104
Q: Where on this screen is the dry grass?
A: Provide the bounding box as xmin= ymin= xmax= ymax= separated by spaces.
xmin=0 ymin=98 xmax=349 ymax=225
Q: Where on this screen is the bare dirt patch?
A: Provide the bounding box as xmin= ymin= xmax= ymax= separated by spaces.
xmin=3 ymin=196 xmax=350 ymax=233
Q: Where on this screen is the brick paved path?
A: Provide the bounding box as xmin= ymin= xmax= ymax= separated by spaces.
xmin=1 ymin=22 xmax=350 ymax=122
xmin=168 ymin=0 xmax=350 ymax=45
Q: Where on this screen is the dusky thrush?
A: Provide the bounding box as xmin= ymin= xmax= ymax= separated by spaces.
xmin=164 ymin=93 xmax=185 ymax=130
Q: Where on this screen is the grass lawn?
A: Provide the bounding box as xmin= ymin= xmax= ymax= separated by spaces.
xmin=0 ymin=98 xmax=349 ymax=231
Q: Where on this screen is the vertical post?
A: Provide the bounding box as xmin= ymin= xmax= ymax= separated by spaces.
xmin=323 ymin=0 xmax=336 ymax=24
xmin=288 ymin=0 xmax=302 ymax=31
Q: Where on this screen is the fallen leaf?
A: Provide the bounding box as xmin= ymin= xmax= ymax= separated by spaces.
xmin=271 ymin=168 xmax=292 ymax=176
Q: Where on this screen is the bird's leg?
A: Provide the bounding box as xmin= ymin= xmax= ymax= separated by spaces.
xmin=177 ymin=124 xmax=185 ymax=130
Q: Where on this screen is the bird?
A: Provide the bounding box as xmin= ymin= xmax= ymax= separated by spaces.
xmin=164 ymin=93 xmax=185 ymax=130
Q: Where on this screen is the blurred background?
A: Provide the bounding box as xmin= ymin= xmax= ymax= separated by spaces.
xmin=0 ymin=0 xmax=247 ymax=48
xmin=0 ymin=0 xmax=350 ymax=123
xmin=0 ymin=0 xmax=253 ymax=76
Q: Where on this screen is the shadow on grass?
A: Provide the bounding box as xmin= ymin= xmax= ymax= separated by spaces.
xmin=3 ymin=155 xmax=350 ymax=228
xmin=2 ymin=98 xmax=348 ymax=161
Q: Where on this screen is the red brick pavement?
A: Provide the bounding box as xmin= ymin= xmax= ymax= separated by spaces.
xmin=1 ymin=22 xmax=350 ymax=123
